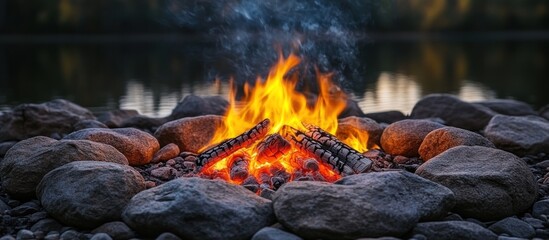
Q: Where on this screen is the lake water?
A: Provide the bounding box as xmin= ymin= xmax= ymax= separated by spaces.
xmin=0 ymin=36 xmax=547 ymax=117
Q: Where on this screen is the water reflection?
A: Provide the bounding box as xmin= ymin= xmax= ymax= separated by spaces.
xmin=0 ymin=39 xmax=547 ymax=117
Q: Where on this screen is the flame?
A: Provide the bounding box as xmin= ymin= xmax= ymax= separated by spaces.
xmin=200 ymin=53 xmax=369 ymax=186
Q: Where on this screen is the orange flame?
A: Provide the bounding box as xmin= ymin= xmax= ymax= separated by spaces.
xmin=200 ymin=53 xmax=368 ymax=186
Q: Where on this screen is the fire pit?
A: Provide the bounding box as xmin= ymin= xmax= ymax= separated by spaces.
xmin=170 ymin=53 xmax=376 ymax=191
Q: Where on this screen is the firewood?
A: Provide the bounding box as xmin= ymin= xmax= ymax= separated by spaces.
xmin=195 ymin=119 xmax=271 ymax=170
xmin=289 ymin=155 xmax=319 ymax=172
xmin=281 ymin=126 xmax=355 ymax=175
xmin=303 ymin=124 xmax=372 ymax=173
xmin=228 ymin=153 xmax=250 ymax=182
xmin=255 ymin=133 xmax=292 ymax=163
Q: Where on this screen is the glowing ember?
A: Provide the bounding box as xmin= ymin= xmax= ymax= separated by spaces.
xmin=198 ymin=53 xmax=370 ymax=186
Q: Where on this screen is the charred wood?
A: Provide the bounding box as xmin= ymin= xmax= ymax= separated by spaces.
xmin=255 ymin=133 xmax=292 ymax=163
xmin=195 ymin=118 xmax=271 ymax=170
xmin=228 ymin=153 xmax=250 ymax=182
xmin=281 ymin=126 xmax=354 ymax=175
xmin=304 ymin=124 xmax=372 ymax=173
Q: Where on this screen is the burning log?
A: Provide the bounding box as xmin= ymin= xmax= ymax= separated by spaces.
xmin=255 ymin=133 xmax=292 ymax=163
xmin=304 ymin=124 xmax=372 ymax=173
xmin=228 ymin=153 xmax=250 ymax=182
xmin=281 ymin=126 xmax=355 ymax=175
xmin=195 ymin=119 xmax=271 ymax=170
xmin=290 ymin=155 xmax=320 ymax=172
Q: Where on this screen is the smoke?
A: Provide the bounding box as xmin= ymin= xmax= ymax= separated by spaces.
xmin=166 ymin=0 xmax=374 ymax=89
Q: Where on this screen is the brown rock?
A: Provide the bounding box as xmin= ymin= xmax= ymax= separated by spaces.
xmin=64 ymin=128 xmax=159 ymax=166
xmin=381 ymin=119 xmax=444 ymax=157
xmin=154 ymin=115 xmax=224 ymax=153
xmin=419 ymin=126 xmax=495 ymax=161
xmin=168 ymin=95 xmax=228 ymax=120
xmin=152 ymin=143 xmax=180 ymax=163
xmin=337 ymin=116 xmax=384 ymax=149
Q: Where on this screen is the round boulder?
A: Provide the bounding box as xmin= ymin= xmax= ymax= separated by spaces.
xmin=273 ymin=171 xmax=455 ymax=239
xmin=64 ymin=128 xmax=159 ymax=165
xmin=122 ymin=178 xmax=274 ymax=240
xmin=168 ymin=95 xmax=228 ymax=120
xmin=418 ymin=126 xmax=495 ymax=161
xmin=484 ymin=115 xmax=549 ymax=156
xmin=37 ymin=161 xmax=145 ymax=229
xmin=380 ymin=119 xmax=444 ymax=157
xmin=410 ymin=94 xmax=495 ymax=131
xmin=154 ymin=115 xmax=224 ymax=153
xmin=0 ymin=99 xmax=95 ymax=141
xmin=473 ymin=99 xmax=536 ymax=116
xmin=416 ymin=146 xmax=538 ymax=220
xmin=336 ymin=116 xmax=384 ymax=149
xmin=0 ymin=136 xmax=128 ymax=198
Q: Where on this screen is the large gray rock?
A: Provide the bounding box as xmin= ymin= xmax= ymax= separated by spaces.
xmin=410 ymin=94 xmax=495 ymax=131
xmin=0 ymin=137 xmax=128 ymax=198
xmin=418 ymin=126 xmax=495 ymax=161
xmin=0 ymin=99 xmax=95 ymax=141
xmin=484 ymin=115 xmax=549 ymax=156
xmin=488 ymin=217 xmax=535 ymax=239
xmin=412 ymin=221 xmax=497 ymax=240
xmin=37 ymin=161 xmax=145 ymax=229
xmin=154 ymin=115 xmax=224 ymax=153
xmin=122 ymin=178 xmax=274 ymax=240
xmin=473 ymin=99 xmax=537 ymax=116
xmin=168 ymin=95 xmax=228 ymax=120
xmin=416 ymin=146 xmax=537 ymax=220
xmin=64 ymin=128 xmax=160 ymax=165
xmin=380 ymin=119 xmax=444 ymax=157
xmin=336 ymin=116 xmax=384 ymax=149
xmin=272 ymin=171 xmax=455 ymax=239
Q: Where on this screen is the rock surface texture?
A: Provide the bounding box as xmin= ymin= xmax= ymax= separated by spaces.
xmin=410 ymin=94 xmax=495 ymax=131
xmin=0 ymin=137 xmax=128 ymax=198
xmin=122 ymin=178 xmax=274 ymax=240
xmin=416 ymin=146 xmax=538 ymax=220
xmin=0 ymin=99 xmax=95 ymax=141
xmin=484 ymin=115 xmax=549 ymax=156
xmin=154 ymin=115 xmax=224 ymax=153
xmin=380 ymin=119 xmax=444 ymax=157
xmin=64 ymin=128 xmax=159 ymax=165
xmin=272 ymin=171 xmax=454 ymax=239
xmin=37 ymin=161 xmax=145 ymax=229
xmin=418 ymin=126 xmax=495 ymax=161
xmin=412 ymin=221 xmax=498 ymax=240
xmin=168 ymin=95 xmax=228 ymax=120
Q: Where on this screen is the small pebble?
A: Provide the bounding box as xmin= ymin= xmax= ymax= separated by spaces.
xmin=90 ymin=233 xmax=113 ymax=240
xmin=60 ymin=230 xmax=80 ymax=240
xmin=156 ymin=232 xmax=181 ymax=240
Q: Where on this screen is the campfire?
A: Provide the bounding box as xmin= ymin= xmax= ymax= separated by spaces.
xmin=190 ymin=53 xmax=374 ymax=189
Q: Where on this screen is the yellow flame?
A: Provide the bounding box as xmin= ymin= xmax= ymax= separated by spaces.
xmin=201 ymin=53 xmax=368 ymax=185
